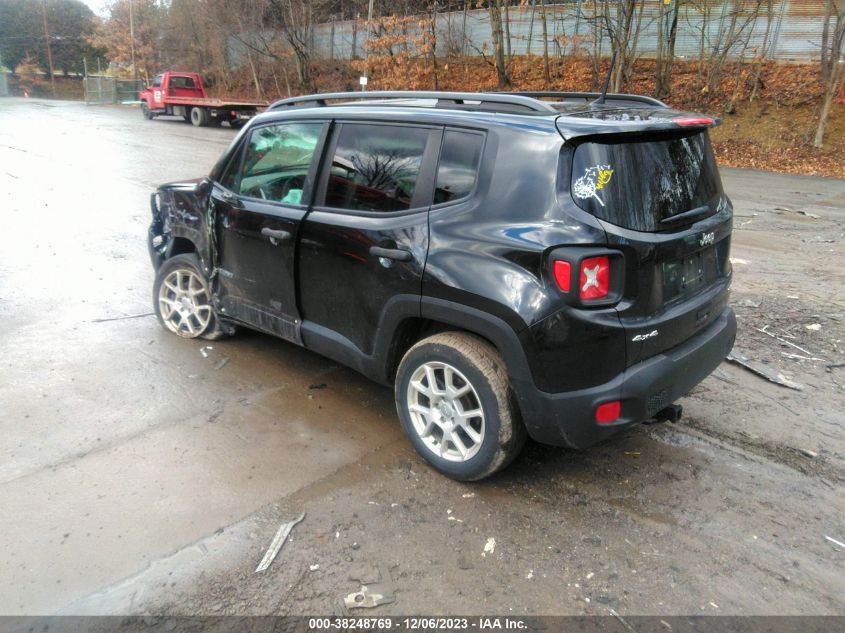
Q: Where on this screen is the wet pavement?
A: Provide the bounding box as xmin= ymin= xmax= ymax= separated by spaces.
xmin=0 ymin=98 xmax=843 ymax=616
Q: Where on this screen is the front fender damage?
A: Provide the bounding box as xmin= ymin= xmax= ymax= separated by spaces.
xmin=147 ymin=180 xmax=215 ymax=274
xmin=148 ymin=191 xmax=167 ymax=271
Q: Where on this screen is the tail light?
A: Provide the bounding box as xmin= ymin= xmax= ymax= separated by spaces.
xmin=595 ymin=401 xmax=621 ymax=424
xmin=579 ymin=256 xmax=609 ymax=301
xmin=551 ymin=248 xmax=624 ymax=307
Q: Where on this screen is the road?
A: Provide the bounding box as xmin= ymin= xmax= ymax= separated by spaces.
xmin=0 ymin=98 xmax=843 ymax=617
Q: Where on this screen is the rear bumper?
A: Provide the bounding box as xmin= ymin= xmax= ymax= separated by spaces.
xmin=515 ymin=307 xmax=736 ymax=448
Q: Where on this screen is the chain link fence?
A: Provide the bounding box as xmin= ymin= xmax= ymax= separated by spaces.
xmin=84 ymin=76 xmax=145 ymax=105
xmin=83 ymin=76 xmax=114 ymax=104
xmin=116 ymin=79 xmax=145 ymax=103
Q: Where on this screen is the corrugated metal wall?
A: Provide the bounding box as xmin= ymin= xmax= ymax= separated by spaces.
xmin=303 ymin=0 xmax=829 ymax=62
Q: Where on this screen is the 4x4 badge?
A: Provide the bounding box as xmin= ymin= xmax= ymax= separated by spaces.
xmin=573 ymin=164 xmax=614 ymax=207
xmin=700 ymin=232 xmax=715 ymax=247
xmin=632 ymin=330 xmax=659 ymax=342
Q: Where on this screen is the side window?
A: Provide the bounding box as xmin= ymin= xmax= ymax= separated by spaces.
xmin=434 ymin=130 xmax=483 ymax=204
xmin=152 ymin=75 xmax=162 ymax=88
xmin=324 ymin=124 xmax=429 ymax=213
xmin=238 ymin=122 xmax=322 ymax=205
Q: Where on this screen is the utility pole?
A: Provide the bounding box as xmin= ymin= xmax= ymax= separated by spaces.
xmin=129 ymin=0 xmax=138 ymax=81
xmin=366 ymin=0 xmax=375 ymax=47
xmin=361 ymin=0 xmax=374 ymax=90
xmin=42 ymin=0 xmax=56 ymax=97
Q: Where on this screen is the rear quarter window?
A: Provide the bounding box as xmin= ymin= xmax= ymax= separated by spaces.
xmin=434 ymin=130 xmax=484 ymax=204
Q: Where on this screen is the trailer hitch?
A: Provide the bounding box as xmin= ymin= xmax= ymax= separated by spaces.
xmin=645 ymin=403 xmax=683 ymax=425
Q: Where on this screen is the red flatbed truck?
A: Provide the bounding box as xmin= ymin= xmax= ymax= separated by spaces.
xmin=139 ymin=71 xmax=267 ymax=127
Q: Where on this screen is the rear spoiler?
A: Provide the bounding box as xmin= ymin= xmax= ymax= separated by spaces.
xmin=555 ymin=111 xmax=721 ymax=143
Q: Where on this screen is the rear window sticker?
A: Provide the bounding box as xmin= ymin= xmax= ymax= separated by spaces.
xmin=573 ymin=164 xmax=614 ymax=207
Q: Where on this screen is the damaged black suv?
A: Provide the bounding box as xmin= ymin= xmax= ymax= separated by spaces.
xmin=148 ymin=90 xmax=736 ymax=481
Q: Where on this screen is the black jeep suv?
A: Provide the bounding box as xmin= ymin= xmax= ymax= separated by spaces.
xmin=148 ymin=90 xmax=736 ymax=480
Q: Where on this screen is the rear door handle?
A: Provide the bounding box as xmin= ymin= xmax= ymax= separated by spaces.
xmin=261 ymin=227 xmax=291 ymax=245
xmin=369 ymin=246 xmax=412 ymax=262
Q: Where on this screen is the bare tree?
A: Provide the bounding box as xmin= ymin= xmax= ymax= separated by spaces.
xmin=541 ymin=0 xmax=550 ymax=87
xmin=427 ymin=2 xmax=439 ymax=89
xmin=702 ymin=0 xmax=766 ymax=96
xmin=815 ymin=0 xmax=845 ymax=147
xmin=216 ymin=0 xmax=278 ymax=98
xmin=821 ymin=0 xmax=845 ymax=80
xmin=725 ymin=1 xmax=770 ymax=113
xmin=749 ymin=0 xmax=776 ymax=102
xmin=655 ymin=0 xmax=682 ymax=99
xmin=487 ymin=0 xmax=511 ymax=89
xmin=503 ymin=0 xmax=512 ymax=65
xmin=269 ymin=0 xmax=318 ymax=90
xmin=589 ymin=0 xmax=646 ymax=94
xmin=588 ymin=0 xmax=604 ymax=90
xmin=607 ymin=0 xmax=636 ymax=92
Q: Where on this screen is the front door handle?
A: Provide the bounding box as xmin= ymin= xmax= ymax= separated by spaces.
xmin=369 ymin=246 xmax=412 ymax=262
xmin=261 ymin=227 xmax=291 ymax=245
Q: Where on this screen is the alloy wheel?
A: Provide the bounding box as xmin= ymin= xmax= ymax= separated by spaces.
xmin=406 ymin=361 xmax=486 ymax=462
xmin=157 ymin=268 xmax=213 ymax=338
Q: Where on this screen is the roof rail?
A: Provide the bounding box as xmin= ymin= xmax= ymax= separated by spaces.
xmin=267 ymin=91 xmax=559 ymax=114
xmin=503 ymin=91 xmax=668 ymax=108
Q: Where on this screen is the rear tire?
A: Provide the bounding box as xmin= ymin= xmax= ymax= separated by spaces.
xmin=189 ymin=107 xmax=209 ymax=127
xmin=153 ymin=254 xmax=227 ymax=340
xmin=395 ymin=332 xmax=526 ymax=481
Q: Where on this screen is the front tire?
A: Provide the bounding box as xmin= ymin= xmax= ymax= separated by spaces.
xmin=153 ymin=254 xmax=226 ymax=340
xmin=141 ymin=101 xmax=154 ymax=120
xmin=395 ymin=332 xmax=526 ymax=481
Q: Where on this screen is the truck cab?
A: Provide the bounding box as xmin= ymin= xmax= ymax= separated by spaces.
xmin=142 ymin=72 xmax=206 ymax=112
xmin=151 ymin=73 xmax=205 ymax=107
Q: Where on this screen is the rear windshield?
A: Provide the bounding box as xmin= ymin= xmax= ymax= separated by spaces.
xmin=570 ymin=131 xmax=723 ymax=232
xmin=170 ymin=76 xmax=197 ymax=88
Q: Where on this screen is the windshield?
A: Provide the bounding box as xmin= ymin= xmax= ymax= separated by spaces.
xmin=570 ymin=130 xmax=723 ymax=232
